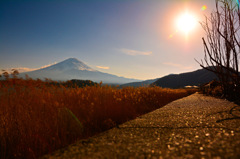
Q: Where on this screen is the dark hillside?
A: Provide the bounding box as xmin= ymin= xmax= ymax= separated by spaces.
xmin=120 ymin=78 xmax=158 ymax=88
xmin=152 ymin=67 xmax=218 ymax=88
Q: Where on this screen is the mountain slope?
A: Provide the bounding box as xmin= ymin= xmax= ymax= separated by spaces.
xmin=20 ymin=58 xmax=140 ymax=84
xmin=151 ymin=67 xmax=218 ymax=88
xmin=41 ymin=58 xmax=96 ymax=72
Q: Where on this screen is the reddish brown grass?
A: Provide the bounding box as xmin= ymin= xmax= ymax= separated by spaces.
xmin=0 ymin=78 xmax=196 ymax=158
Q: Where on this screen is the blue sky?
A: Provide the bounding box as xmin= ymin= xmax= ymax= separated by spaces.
xmin=0 ymin=0 xmax=216 ymax=80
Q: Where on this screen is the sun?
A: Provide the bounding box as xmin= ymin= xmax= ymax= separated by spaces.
xmin=176 ymin=11 xmax=197 ymax=34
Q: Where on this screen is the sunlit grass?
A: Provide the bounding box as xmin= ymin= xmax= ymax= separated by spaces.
xmin=0 ymin=77 xmax=197 ymax=159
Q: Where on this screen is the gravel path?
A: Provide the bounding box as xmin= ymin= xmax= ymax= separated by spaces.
xmin=41 ymin=93 xmax=240 ymax=159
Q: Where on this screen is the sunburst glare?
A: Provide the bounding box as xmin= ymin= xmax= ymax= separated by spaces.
xmin=176 ymin=11 xmax=197 ymax=35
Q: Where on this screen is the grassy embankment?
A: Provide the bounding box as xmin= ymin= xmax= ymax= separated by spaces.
xmin=0 ymin=78 xmax=197 ymax=159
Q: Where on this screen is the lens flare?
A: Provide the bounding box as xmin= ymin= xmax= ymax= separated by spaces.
xmin=169 ymin=30 xmax=178 ymax=39
xmin=236 ymin=0 xmax=240 ymax=7
xmin=169 ymin=34 xmax=173 ymax=38
xmin=201 ymin=5 xmax=207 ymax=11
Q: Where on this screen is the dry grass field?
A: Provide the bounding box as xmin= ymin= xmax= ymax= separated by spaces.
xmin=0 ymin=77 xmax=196 ymax=158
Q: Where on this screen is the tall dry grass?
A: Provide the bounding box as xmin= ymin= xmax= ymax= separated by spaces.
xmin=0 ymin=77 xmax=196 ymax=158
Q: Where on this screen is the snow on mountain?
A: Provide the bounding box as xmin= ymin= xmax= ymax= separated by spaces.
xmin=20 ymin=58 xmax=140 ymax=84
xmin=42 ymin=58 xmax=96 ymax=72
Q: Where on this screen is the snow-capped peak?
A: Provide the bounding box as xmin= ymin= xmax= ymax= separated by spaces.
xmin=42 ymin=58 xmax=96 ymax=72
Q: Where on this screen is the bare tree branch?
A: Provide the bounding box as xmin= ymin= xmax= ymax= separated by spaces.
xmin=196 ymin=0 xmax=240 ymax=101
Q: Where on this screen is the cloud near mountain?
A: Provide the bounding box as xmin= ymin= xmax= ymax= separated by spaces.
xmin=39 ymin=62 xmax=57 ymax=69
xmin=4 ymin=62 xmax=58 ymax=73
xmin=2 ymin=67 xmax=35 ymax=73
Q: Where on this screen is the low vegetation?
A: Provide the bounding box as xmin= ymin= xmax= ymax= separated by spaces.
xmin=0 ymin=76 xmax=196 ymax=159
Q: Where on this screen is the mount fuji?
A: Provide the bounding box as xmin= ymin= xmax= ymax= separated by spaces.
xmin=20 ymin=58 xmax=140 ymax=84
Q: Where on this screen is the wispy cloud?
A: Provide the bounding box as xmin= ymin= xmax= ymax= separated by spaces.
xmin=163 ymin=62 xmax=192 ymax=70
xmin=1 ymin=67 xmax=36 ymax=73
xmin=96 ymin=66 xmax=110 ymax=70
xmin=39 ymin=62 xmax=57 ymax=69
xmin=120 ymin=48 xmax=152 ymax=56
xmin=3 ymin=62 xmax=57 ymax=73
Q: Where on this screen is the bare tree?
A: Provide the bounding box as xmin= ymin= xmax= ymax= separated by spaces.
xmin=196 ymin=0 xmax=240 ymax=102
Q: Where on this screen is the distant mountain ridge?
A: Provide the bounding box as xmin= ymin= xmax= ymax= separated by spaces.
xmin=151 ymin=67 xmax=218 ymax=88
xmin=120 ymin=67 xmax=218 ymax=88
xmin=19 ymin=58 xmax=140 ymax=84
xmin=120 ymin=78 xmax=159 ymax=88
